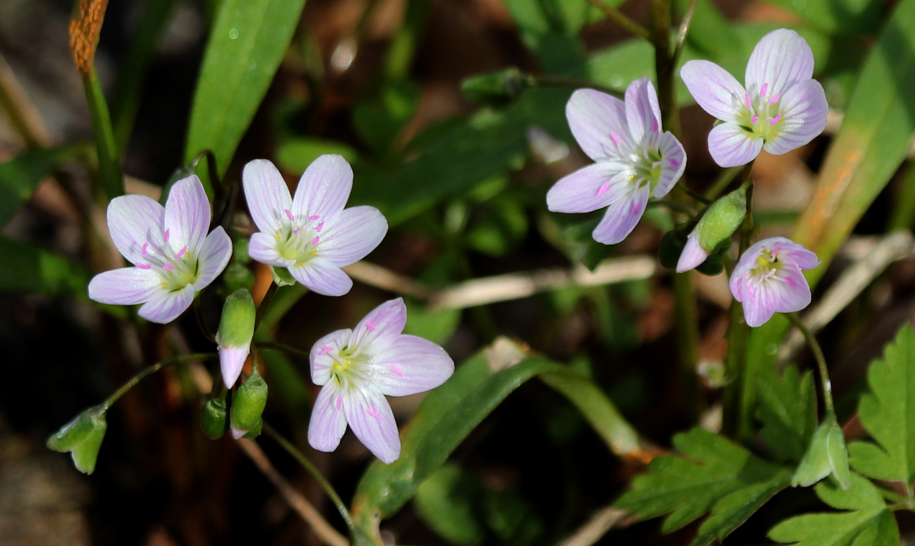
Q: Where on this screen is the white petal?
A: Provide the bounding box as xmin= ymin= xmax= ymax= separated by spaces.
xmin=291 ymin=154 xmax=353 ymax=225
xmin=680 ymin=60 xmax=746 ymax=123
xmin=566 ymin=89 xmax=634 ymax=161
xmin=193 ymin=227 xmax=232 ymax=290
xmin=745 ymin=29 xmax=814 ymax=97
xmin=591 ymin=184 xmax=649 ymax=245
xmin=625 ymin=77 xmax=662 ymax=148
xmin=138 ymin=284 xmax=195 ymax=324
xmin=289 ymin=258 xmax=353 ymax=296
xmin=763 ymin=79 xmax=828 ymax=156
xmin=220 ymin=346 xmax=249 ymax=388
xmin=373 ymin=335 xmax=454 ymax=397
xmin=309 ymin=329 xmax=352 ymax=386
xmin=350 ymin=298 xmax=407 ymax=351
xmin=88 ymin=267 xmax=162 ymax=305
xmin=654 ymin=132 xmax=686 ymax=198
xmin=546 ymin=163 xmax=630 ymax=213
xmin=308 ymin=384 xmax=348 ymax=454
xmin=343 ymin=388 xmax=400 ymax=464
xmin=107 ymin=194 xmax=165 ymax=264
xmin=248 ymin=232 xmax=294 ymax=267
xmin=708 ymin=123 xmax=764 ymax=168
xmin=164 ymin=175 xmax=210 ymax=255
xmin=318 ymin=206 xmax=387 ymax=266
xmin=243 ymin=159 xmax=292 ymax=234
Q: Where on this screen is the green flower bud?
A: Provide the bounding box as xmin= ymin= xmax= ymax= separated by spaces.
xmin=47 ymin=405 xmax=108 ymax=474
xmin=461 ymin=68 xmax=532 ymax=107
xmin=200 ymin=396 xmax=228 ymax=439
xmin=230 ymin=368 xmax=268 ymax=433
xmin=216 ymin=288 xmax=256 ymax=388
xmin=243 ymin=418 xmax=263 ymax=439
xmin=695 ymin=187 xmax=747 ymax=254
xmin=270 ymin=265 xmax=297 ymax=287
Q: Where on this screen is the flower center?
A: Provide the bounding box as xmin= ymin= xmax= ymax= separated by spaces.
xmin=326 ymin=344 xmax=371 ymax=392
xmin=275 ymin=209 xmax=325 ymax=265
xmin=137 ymin=228 xmax=199 ymax=291
xmin=623 ymin=147 xmax=664 ymax=192
xmin=740 ymin=82 xmax=783 ymax=142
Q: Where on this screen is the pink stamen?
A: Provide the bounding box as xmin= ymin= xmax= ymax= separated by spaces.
xmin=751 ymin=113 xmax=758 ymax=125
xmin=308 ymin=215 xmax=320 ymax=221
xmin=597 ymin=183 xmax=610 ymax=196
xmin=745 ymin=93 xmax=752 ymax=110
xmin=367 ymin=407 xmax=381 ymax=419
xmin=163 ymin=229 xmax=170 ymax=243
xmin=336 ymin=395 xmax=342 ymax=410
xmin=787 ymin=276 xmax=796 ymax=288
xmin=163 ymin=264 xmax=176 ymax=270
xmin=769 ymin=92 xmax=780 ymax=104
xmin=137 ymin=263 xmax=151 ymax=270
xmin=316 ymin=221 xmax=324 ymax=232
xmin=142 ymin=242 xmax=149 ymax=255
xmin=770 ymin=114 xmax=781 ymax=125
xmin=366 ymin=322 xmax=376 ymax=331
xmin=610 ymin=132 xmax=619 ymax=147
xmin=669 ymin=158 xmax=680 ymax=167
xmin=284 ymin=209 xmax=295 ymax=221
xmin=293 ymin=229 xmax=299 ymax=235
xmin=389 ymin=365 xmax=405 ymax=376
xmin=175 ymin=245 xmax=187 ymax=259
xmin=311 ymin=236 xmax=320 ymax=246
xmin=760 ymin=83 xmax=768 ymax=97
xmin=318 ymin=346 xmax=333 ymax=355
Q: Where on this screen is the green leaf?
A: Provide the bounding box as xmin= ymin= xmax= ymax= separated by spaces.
xmin=848 ymin=325 xmax=915 ymax=484
xmin=184 ymin=0 xmax=307 ymax=190
xmin=614 ymin=428 xmax=791 ymax=546
xmin=352 ymin=81 xmax=420 ymax=155
xmin=275 ymin=137 xmax=359 ymax=176
xmin=501 ymin=0 xmax=606 ymax=73
xmin=352 ymin=340 xmax=639 ymax=533
xmin=0 ymin=237 xmax=91 ymax=299
xmin=793 ymin=416 xmax=851 ymax=490
xmin=756 ymin=365 xmax=818 ymax=462
xmin=761 ymin=0 xmax=884 ymax=35
xmin=769 ymin=473 xmax=899 ymax=546
xmin=403 ymin=300 xmax=460 ymax=346
xmin=47 ymin=405 xmax=108 ymax=475
xmin=84 ymin=70 xmax=124 ymax=200
xmin=414 ymin=464 xmax=487 ymax=546
xmin=0 ymin=146 xmax=82 ymax=227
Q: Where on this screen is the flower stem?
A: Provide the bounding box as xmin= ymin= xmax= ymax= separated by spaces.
xmin=674 ymin=184 xmax=711 ymax=205
xmin=258 ymin=341 xmax=310 ymax=361
xmin=582 ymin=0 xmax=651 ymax=40
xmin=104 ymin=353 xmax=218 ymax=407
xmin=263 ymin=422 xmax=356 ymax=533
xmin=648 ymin=199 xmax=694 ymax=215
xmin=786 ymin=313 xmax=836 ymax=418
xmin=255 ymin=281 xmax=280 ymax=332
xmin=671 ymin=0 xmax=699 ymax=66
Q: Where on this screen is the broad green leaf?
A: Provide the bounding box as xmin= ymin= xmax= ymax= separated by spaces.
xmin=848 ymin=325 xmax=915 ymax=484
xmin=352 ymin=340 xmax=640 ymax=535
xmin=414 ymin=464 xmax=488 ymax=546
xmin=614 ymin=428 xmax=792 ymax=545
xmin=0 ymin=237 xmax=91 ymax=299
xmin=184 ymin=0 xmax=307 ymax=189
xmin=793 ymin=416 xmax=851 ymax=490
xmin=47 ymin=405 xmax=108 ymax=475
xmin=756 ymin=366 xmax=818 ymax=462
xmin=744 ymin=0 xmax=915 ymax=439
xmin=769 ymin=473 xmax=898 ymax=546
xmin=761 ymin=0 xmax=884 ymax=35
xmin=403 ymin=300 xmax=460 ymax=346
xmin=0 ymin=146 xmax=82 ymax=227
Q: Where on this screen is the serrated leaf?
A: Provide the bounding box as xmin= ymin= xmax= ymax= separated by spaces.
xmin=850 ymin=325 xmax=915 ymax=485
xmin=757 ymin=366 xmax=818 ymax=462
xmin=615 ymin=428 xmax=791 ymax=544
xmin=769 ymin=473 xmax=898 ymax=546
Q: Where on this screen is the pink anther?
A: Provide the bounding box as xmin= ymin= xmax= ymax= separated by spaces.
xmin=596 ymin=182 xmax=610 ymax=196
xmin=311 ymin=236 xmax=320 ymax=246
xmin=769 ymin=92 xmax=780 ymax=104
xmin=770 ymin=114 xmax=781 ymax=125
xmin=365 ymin=322 xmax=376 ymax=331
xmin=389 ymin=365 xmax=405 ymax=376
xmin=752 ymin=113 xmax=758 ymax=125
xmin=284 ymin=209 xmax=295 ymax=221
xmin=163 ymin=264 xmax=176 ymax=270
xmin=745 ymin=93 xmax=752 ymax=110
xmin=293 ymin=229 xmax=299 ymax=235
xmin=137 ymin=263 xmax=152 ymax=270
xmin=316 ymin=221 xmax=324 ymax=232
xmin=367 ymin=407 xmax=381 ymax=419
xmin=308 ymin=215 xmax=320 ymax=221
xmin=142 ymin=242 xmax=149 ymax=255
xmin=318 ymin=345 xmax=333 ymax=355
xmin=760 ymin=83 xmax=769 ymax=97
xmin=610 ymin=132 xmax=619 ymax=147
xmin=175 ymin=245 xmax=187 ymax=259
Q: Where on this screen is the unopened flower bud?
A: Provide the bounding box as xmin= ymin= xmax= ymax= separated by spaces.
xmin=230 ymin=368 xmax=268 ymax=435
xmin=200 ymin=396 xmax=228 ymax=439
xmin=677 ymin=187 xmax=747 ymax=272
xmin=231 ymin=417 xmax=263 ymax=440
xmin=216 ymin=288 xmax=256 ymax=388
xmin=47 ymin=405 xmax=108 ymax=474
xmin=461 ymin=67 xmax=532 ymax=107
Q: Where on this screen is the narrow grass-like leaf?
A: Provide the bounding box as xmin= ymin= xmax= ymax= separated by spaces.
xmin=0 ymin=145 xmax=82 ymax=227
xmin=84 ymin=69 xmax=124 ymax=199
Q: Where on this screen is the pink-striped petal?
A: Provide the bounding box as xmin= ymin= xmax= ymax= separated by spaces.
xmin=192 ymin=227 xmax=232 ymax=290
xmin=243 ymin=160 xmax=292 ymax=234
xmin=138 ymin=284 xmax=195 ymax=324
xmin=248 ymin=232 xmax=294 ymax=268
xmin=107 ymin=194 xmax=165 ymax=264
xmin=738 ymin=280 xmax=780 ymax=328
xmin=350 ymin=298 xmax=407 ymax=351
xmin=654 ymin=131 xmax=687 ymax=198
xmin=708 ymin=123 xmax=764 ymax=168
xmin=317 ymin=206 xmax=387 ymax=266
xmin=774 ymin=266 xmax=813 ymax=313
xmin=625 ymin=77 xmax=662 ymax=148
xmin=763 ymin=79 xmax=828 ymax=156
xmin=164 ymin=175 xmax=210 ymax=255
xmin=546 ymin=163 xmax=630 ymax=214
xmin=220 ymin=346 xmax=249 ymax=388
xmin=288 ymin=258 xmax=353 ymax=296
xmin=373 ymin=335 xmax=454 ymax=397
xmin=291 ymin=154 xmax=353 ymax=225
xmin=680 ymin=60 xmax=746 ymax=123
xmin=745 ymin=29 xmax=814 ymax=98
xmin=343 ymin=388 xmax=400 ymax=464
xmin=773 ymin=239 xmax=820 ymax=270
xmin=566 ymin=88 xmax=634 ymax=161
xmin=591 ymin=184 xmax=650 ymax=245
xmin=88 ymin=267 xmax=162 ymax=305
xmin=310 ymin=329 xmax=352 ymax=385
xmin=308 ymin=383 xmax=348 ymax=453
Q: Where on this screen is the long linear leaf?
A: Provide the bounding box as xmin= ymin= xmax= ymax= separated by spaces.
xmin=0 ymin=146 xmax=82 ymax=227
xmin=184 ymin=0 xmax=307 ymax=191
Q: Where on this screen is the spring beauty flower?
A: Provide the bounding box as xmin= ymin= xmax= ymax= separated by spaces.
xmin=88 ymin=175 xmax=232 ymax=323
xmin=546 ymin=77 xmax=686 ymax=245
xmin=680 ymin=28 xmax=828 ymax=168
xmin=729 ymin=237 xmax=819 ymax=327
xmin=243 ymin=155 xmax=387 ymax=296
xmin=308 ymin=298 xmax=454 ymax=464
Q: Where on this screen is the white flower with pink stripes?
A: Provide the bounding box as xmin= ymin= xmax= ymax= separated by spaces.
xmin=307 ymin=298 xmax=454 ymax=464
